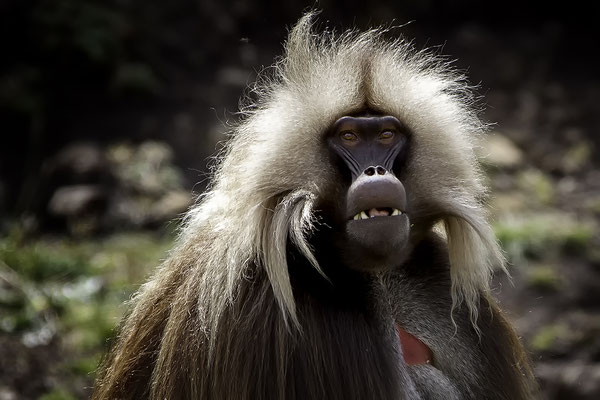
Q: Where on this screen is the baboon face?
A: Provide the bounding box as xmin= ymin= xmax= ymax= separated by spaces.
xmin=325 ymin=113 xmax=412 ymax=272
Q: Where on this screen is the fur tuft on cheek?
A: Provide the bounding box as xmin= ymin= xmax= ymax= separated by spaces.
xmin=256 ymin=189 xmax=321 ymax=329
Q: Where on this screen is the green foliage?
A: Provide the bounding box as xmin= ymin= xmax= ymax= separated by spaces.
xmin=494 ymin=213 xmax=595 ymax=261
xmin=39 ymin=388 xmax=78 ymax=400
xmin=562 ymin=142 xmax=592 ymax=174
xmin=531 ymin=323 xmax=570 ymax=352
xmin=34 ymin=0 xmax=126 ymax=64
xmin=0 ymin=230 xmax=175 ymax=397
xmin=0 ymin=240 xmax=90 ymax=282
xmin=527 ymin=265 xmax=562 ymax=291
xmin=516 ymin=169 xmax=555 ymax=206
xmin=67 ymin=354 xmax=102 ymax=376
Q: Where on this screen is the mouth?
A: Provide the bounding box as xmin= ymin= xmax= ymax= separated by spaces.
xmin=351 ymin=207 xmax=403 ymax=220
xmin=341 ymin=174 xmax=410 ymax=271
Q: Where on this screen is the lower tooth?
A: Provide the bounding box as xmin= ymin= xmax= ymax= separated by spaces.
xmin=392 ymin=209 xmax=400 ymax=216
xmin=353 ymin=214 xmax=360 ymax=220
xmin=360 ymin=211 xmax=368 ymax=220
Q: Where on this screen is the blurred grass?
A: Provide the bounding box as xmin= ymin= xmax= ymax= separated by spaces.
xmin=494 ymin=212 xmax=595 ymax=262
xmin=0 ymin=229 xmax=174 ymax=399
xmin=527 ymin=264 xmax=562 ymax=292
xmin=531 ymin=323 xmax=571 ymax=353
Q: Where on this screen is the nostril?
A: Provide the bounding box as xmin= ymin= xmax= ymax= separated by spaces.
xmin=365 ymin=166 xmax=376 ymax=176
xmin=376 ymin=166 xmax=386 ymax=175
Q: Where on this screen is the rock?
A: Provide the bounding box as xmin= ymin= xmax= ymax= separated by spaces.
xmin=137 ymin=141 xmax=175 ymax=166
xmin=108 ymin=195 xmax=151 ymax=228
xmin=537 ymin=362 xmax=600 ymax=400
xmin=478 ymin=133 xmax=524 ymax=169
xmin=109 ymin=141 xmax=183 ymax=196
xmin=40 ymin=140 xmax=190 ymax=231
xmin=0 ymin=387 xmax=18 ymax=400
xmin=47 ymin=185 xmax=106 ymax=217
xmin=150 ymin=190 xmax=193 ymax=222
xmin=44 ymin=143 xmax=107 ymax=183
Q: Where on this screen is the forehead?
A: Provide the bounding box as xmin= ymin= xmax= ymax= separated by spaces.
xmin=331 ymin=115 xmax=404 ymax=133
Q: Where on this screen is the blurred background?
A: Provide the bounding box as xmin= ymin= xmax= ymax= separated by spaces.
xmin=0 ymin=1 xmax=599 ymax=399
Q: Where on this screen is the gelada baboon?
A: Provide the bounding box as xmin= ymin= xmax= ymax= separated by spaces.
xmin=93 ymin=13 xmax=536 ymax=400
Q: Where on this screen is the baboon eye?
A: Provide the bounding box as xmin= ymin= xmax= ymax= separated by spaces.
xmin=340 ymin=131 xmax=358 ymax=141
xmin=379 ymin=131 xmax=394 ymax=140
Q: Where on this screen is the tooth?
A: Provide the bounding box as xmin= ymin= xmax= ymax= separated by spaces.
xmin=353 ymin=214 xmax=360 ymax=220
xmin=360 ymin=211 xmax=368 ymax=220
xmin=392 ymin=209 xmax=400 ymax=216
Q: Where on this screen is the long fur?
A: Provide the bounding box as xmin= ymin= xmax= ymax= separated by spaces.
xmin=92 ymin=13 xmax=517 ymax=399
xmin=191 ymin=13 xmax=502 ymax=325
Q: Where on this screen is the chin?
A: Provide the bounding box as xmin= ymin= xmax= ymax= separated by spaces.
xmin=342 ymin=213 xmax=411 ymax=271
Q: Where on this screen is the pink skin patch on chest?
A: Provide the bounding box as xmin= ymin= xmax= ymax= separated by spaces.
xmin=396 ymin=325 xmax=434 ymax=366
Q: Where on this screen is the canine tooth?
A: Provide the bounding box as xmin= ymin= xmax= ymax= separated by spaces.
xmin=353 ymin=214 xmax=360 ymax=220
xmin=391 ymin=209 xmax=400 ymax=216
xmin=360 ymin=211 xmax=368 ymax=220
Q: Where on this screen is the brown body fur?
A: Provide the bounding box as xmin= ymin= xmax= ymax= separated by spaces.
xmin=93 ymin=234 xmax=534 ymax=399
